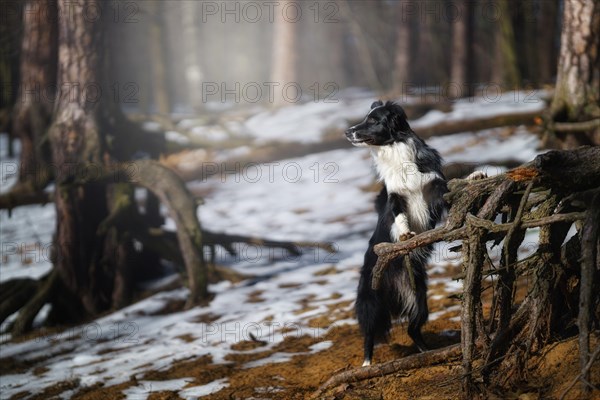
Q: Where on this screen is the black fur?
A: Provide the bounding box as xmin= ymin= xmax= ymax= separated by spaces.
xmin=346 ymin=101 xmax=448 ymax=365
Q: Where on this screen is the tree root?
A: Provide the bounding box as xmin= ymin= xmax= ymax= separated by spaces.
xmin=0 ymin=278 xmax=39 ymax=326
xmin=126 ymin=160 xmax=208 ymax=307
xmin=353 ymin=147 xmax=600 ymax=396
xmin=312 ymin=344 xmax=462 ymax=399
xmin=11 ymin=270 xmax=58 ymax=335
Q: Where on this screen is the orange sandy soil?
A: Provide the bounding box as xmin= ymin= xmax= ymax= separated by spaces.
xmin=4 ymin=264 xmax=599 ymax=400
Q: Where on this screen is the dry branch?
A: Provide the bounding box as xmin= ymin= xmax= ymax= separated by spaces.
xmin=312 ymin=344 xmax=462 ymax=398
xmin=461 ymin=220 xmax=485 ymax=397
xmin=371 ymin=211 xmax=586 ymax=290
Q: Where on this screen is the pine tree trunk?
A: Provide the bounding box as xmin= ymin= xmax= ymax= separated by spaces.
xmin=491 ymin=0 xmax=520 ymax=89
xmin=450 ymin=0 xmax=466 ymax=98
xmin=392 ymin=1 xmax=410 ymax=95
xmin=271 ymin=0 xmax=297 ymax=107
xmin=550 ymin=0 xmax=600 ymax=147
xmin=148 ymin=1 xmax=171 ymax=115
xmin=12 ymin=0 xmax=57 ymax=190
xmin=181 ymin=1 xmax=203 ymax=111
xmin=48 ymin=0 xmax=114 ymax=316
xmin=537 ymin=0 xmax=559 ymax=85
xmin=450 ymin=0 xmax=474 ymax=98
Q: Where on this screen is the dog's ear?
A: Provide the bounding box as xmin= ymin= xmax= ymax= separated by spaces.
xmin=389 ymin=105 xmax=411 ymax=134
xmin=370 ymin=100 xmax=383 ymax=109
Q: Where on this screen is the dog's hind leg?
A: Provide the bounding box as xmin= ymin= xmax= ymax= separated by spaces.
xmin=356 ymin=299 xmax=392 ymax=366
xmin=356 ymin=286 xmax=391 ymax=366
xmin=407 ymin=287 xmax=429 ymax=352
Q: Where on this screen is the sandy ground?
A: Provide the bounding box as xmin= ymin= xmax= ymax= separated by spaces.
xmin=3 ymin=262 xmax=598 ymax=400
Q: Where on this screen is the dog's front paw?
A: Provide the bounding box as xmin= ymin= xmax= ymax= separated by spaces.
xmin=466 ymin=171 xmax=487 ymax=181
xmin=399 ymin=231 xmax=416 ymax=241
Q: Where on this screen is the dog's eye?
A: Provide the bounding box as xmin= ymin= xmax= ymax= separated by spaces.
xmin=367 ymin=118 xmax=376 ymax=124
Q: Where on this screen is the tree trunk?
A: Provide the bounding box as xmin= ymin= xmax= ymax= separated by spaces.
xmin=181 ymin=1 xmax=203 ymax=111
xmin=337 ymin=0 xmax=382 ymax=92
xmin=271 ymin=0 xmax=297 ymax=107
xmin=147 ymin=1 xmax=171 ymax=115
xmin=450 ymin=0 xmax=475 ymax=98
xmin=550 ymin=0 xmax=600 ymax=147
xmin=491 ymin=0 xmax=520 ymax=89
xmin=392 ymin=1 xmax=411 ymax=95
xmin=0 ymin=0 xmax=23 ymax=159
xmin=414 ymin=1 xmax=437 ymax=86
xmin=48 ymin=0 xmax=113 ymax=316
xmin=450 ymin=0 xmax=466 ymax=98
xmin=536 ymin=0 xmax=559 ymax=85
xmin=12 ymin=0 xmax=57 ymax=190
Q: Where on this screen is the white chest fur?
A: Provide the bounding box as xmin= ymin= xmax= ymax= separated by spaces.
xmin=372 ymin=141 xmax=439 ymax=238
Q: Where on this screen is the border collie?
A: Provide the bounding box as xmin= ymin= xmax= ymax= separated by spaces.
xmin=345 ymin=100 xmax=448 ymax=366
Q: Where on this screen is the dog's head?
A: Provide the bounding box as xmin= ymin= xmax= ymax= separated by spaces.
xmin=345 ymin=100 xmax=413 ymax=146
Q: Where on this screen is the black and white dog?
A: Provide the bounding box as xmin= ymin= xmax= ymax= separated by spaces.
xmin=345 ymin=100 xmax=448 ymax=366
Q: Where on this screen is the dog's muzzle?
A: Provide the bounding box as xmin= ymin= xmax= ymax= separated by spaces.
xmin=345 ymin=126 xmax=368 ymax=146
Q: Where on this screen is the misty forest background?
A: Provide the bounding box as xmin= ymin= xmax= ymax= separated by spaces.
xmin=1 ymin=0 xmax=564 ymax=118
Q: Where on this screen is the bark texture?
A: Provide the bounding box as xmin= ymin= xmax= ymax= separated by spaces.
xmin=12 ymin=0 xmax=57 ymax=190
xmin=551 ymin=0 xmax=600 ymax=122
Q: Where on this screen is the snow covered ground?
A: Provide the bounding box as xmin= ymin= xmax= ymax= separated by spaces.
xmin=0 ymin=91 xmax=547 ymax=399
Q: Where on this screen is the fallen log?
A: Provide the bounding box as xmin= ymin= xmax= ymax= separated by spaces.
xmin=414 ymin=110 xmax=541 ymax=138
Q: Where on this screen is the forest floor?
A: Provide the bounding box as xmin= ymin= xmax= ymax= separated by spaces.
xmin=2 ymin=91 xmax=597 ymax=399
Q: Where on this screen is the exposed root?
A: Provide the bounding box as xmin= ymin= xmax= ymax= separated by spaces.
xmin=312 ymin=344 xmax=462 ymax=398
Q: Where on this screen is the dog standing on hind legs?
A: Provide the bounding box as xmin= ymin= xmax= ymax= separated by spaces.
xmin=345 ymin=100 xmax=448 ymax=366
